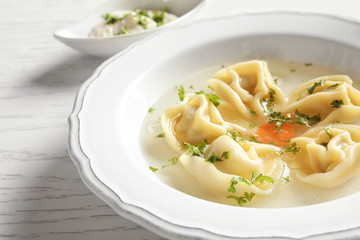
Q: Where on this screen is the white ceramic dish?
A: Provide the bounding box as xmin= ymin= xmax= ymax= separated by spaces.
xmin=54 ymin=0 xmax=205 ymax=57
xmin=69 ymin=12 xmax=360 ymax=239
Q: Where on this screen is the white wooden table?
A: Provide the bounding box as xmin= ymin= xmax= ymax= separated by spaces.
xmin=0 ymin=0 xmax=358 ymax=239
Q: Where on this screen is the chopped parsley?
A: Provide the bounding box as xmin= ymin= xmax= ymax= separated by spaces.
xmin=251 ymin=173 xmax=274 ymax=184
xmin=276 ymin=149 xmax=284 ymax=155
xmin=268 ymin=89 xmax=276 ymax=102
xmin=320 ymin=142 xmax=328 ymax=148
xmin=305 ymin=63 xmax=313 ymax=67
xmin=155 ymin=133 xmax=165 ymax=138
xmin=183 ymin=141 xmax=223 ymax=164
xmin=207 ymin=93 xmax=221 ymax=107
xmin=148 ymin=107 xmax=155 ymax=112
xmin=195 ymin=91 xmax=221 ymax=107
xmin=248 ymin=136 xmax=259 ymax=143
xmin=222 ymin=151 xmax=231 ymax=159
xmin=136 ymin=9 xmax=150 ymax=17
xmin=177 ymin=85 xmax=185 ymax=101
xmin=324 ymin=125 xmax=333 ymax=139
xmin=284 ymin=142 xmax=300 ymax=154
xmin=249 ymin=122 xmax=257 ymax=128
xmin=226 ymin=129 xmax=245 ymax=142
xmin=327 ymin=81 xmax=344 ymax=89
xmin=248 ymin=109 xmax=257 ymax=117
xmin=205 ymin=152 xmax=222 ymax=163
xmin=115 ymin=26 xmax=129 ymax=35
xmin=281 ymin=176 xmax=290 ymax=183
xmin=307 ymin=80 xmax=324 ymax=94
xmin=195 ymin=90 xmax=205 ymax=95
xmin=149 ymin=166 xmax=159 ymax=172
xmin=136 ymin=15 xmax=149 ymax=27
xmin=331 ymin=99 xmax=343 ymax=108
xmin=227 ymin=192 xmax=255 ymax=206
xmin=149 ymin=157 xmax=179 ymax=172
xmin=290 ymin=69 xmax=296 ymax=73
xmin=183 ymin=140 xmax=208 ymax=157
xmin=268 ymin=111 xmax=293 ymax=132
xmin=228 ymin=173 xmax=274 ymax=193
xmin=262 ymin=89 xmax=277 ymax=114
xmin=152 ymin=8 xmax=167 ymax=26
xmin=294 ymin=109 xmax=321 ymax=127
xmin=103 ymin=13 xmax=121 ymax=24
xmin=274 ymin=78 xmax=279 ymax=85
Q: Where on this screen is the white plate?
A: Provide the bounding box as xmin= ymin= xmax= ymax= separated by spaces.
xmin=69 ymin=12 xmax=360 ymax=239
xmin=54 ymin=0 xmax=205 ymax=57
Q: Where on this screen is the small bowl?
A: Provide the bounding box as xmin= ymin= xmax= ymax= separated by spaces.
xmin=54 ymin=0 xmax=205 ymax=57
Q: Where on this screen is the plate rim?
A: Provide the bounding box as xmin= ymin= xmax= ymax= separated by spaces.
xmin=68 ymin=11 xmax=360 ymax=240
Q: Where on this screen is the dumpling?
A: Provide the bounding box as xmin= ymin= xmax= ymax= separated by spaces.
xmin=179 ymin=135 xmax=285 ymax=195
xmin=284 ymin=75 xmax=360 ymax=130
xmin=161 ymin=93 xmax=246 ymax=152
xmin=209 ymin=60 xmax=285 ymax=125
xmin=284 ymin=124 xmax=360 ymax=188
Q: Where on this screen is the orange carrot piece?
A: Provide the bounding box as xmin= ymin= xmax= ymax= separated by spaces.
xmin=256 ymin=122 xmax=296 ymax=147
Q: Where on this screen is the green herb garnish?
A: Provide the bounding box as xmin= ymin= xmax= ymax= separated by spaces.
xmin=228 ymin=177 xmax=250 ymax=192
xmin=207 ymin=93 xmax=221 ymax=107
xmin=195 ymin=91 xmax=220 ymax=107
xmin=320 ymin=142 xmax=328 ymax=148
xmin=115 ymin=25 xmax=129 ymax=35
xmin=149 ymin=166 xmax=159 ymax=172
xmin=103 ymin=13 xmax=121 ymax=24
xmin=284 ymin=142 xmax=300 ymax=154
xmin=137 ymin=9 xmax=150 ymax=17
xmin=226 ymin=129 xmax=245 ymax=142
xmin=177 ymin=85 xmax=185 ymax=101
xmin=276 ymin=149 xmax=284 ymax=155
xmin=324 ymin=125 xmax=333 ymax=139
xmin=281 ymin=176 xmax=290 ymax=183
xmin=155 ymin=133 xmax=165 ymax=138
xmin=149 ymin=157 xmax=179 ymax=172
xmin=248 ymin=109 xmax=257 ymax=117
xmin=268 ymin=111 xmax=293 ymax=132
xmin=327 ymin=81 xmax=344 ymax=89
xmin=268 ymin=89 xmax=276 ymax=102
xmin=222 ymin=151 xmax=230 ymax=159
xmin=307 ymin=80 xmax=324 ymax=94
xmin=248 ymin=136 xmax=259 ymax=143
xmin=294 ymin=109 xmax=321 ymax=127
xmin=205 ymin=152 xmax=223 ymax=163
xmin=227 ymin=192 xmax=255 ymax=206
xmin=228 ymin=173 xmax=274 ymax=193
xmin=152 ymin=10 xmax=165 ymax=26
xmin=305 ymin=63 xmax=313 ymax=67
xmin=249 ymin=122 xmax=257 ymax=128
xmin=148 ymin=107 xmax=155 ymax=113
xmin=183 ymin=140 xmax=208 ymax=157
xmin=331 ymin=99 xmax=343 ymax=108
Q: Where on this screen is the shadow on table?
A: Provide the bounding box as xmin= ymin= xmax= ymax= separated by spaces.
xmin=7 ymin=52 xmax=167 ymax=240
xmin=11 ymin=133 xmax=166 ymax=240
xmin=29 ymin=53 xmax=106 ymax=88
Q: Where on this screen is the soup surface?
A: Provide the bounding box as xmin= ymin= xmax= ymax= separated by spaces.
xmin=141 ymin=59 xmax=360 ymax=208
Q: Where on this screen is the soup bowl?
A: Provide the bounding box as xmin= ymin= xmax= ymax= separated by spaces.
xmin=69 ymin=12 xmax=360 ymax=239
